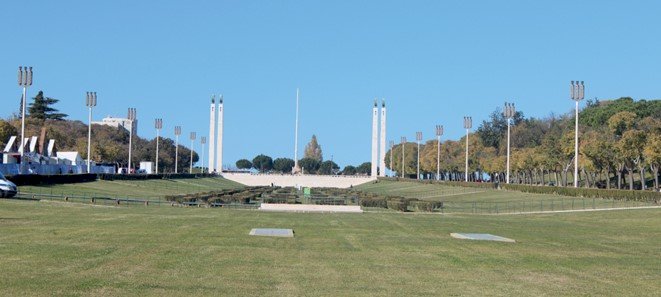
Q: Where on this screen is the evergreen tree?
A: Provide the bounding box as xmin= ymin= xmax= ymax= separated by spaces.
xmin=304 ymin=134 xmax=323 ymax=161
xmin=29 ymin=91 xmax=68 ymax=120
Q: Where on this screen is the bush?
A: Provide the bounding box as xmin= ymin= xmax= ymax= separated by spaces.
xmin=410 ymin=200 xmax=443 ymax=212
xmin=501 ymin=184 xmax=660 ymax=204
xmin=7 ymin=174 xmax=97 ymax=186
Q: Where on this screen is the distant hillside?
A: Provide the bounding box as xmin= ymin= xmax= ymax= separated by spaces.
xmin=0 ymin=117 xmax=198 ymax=173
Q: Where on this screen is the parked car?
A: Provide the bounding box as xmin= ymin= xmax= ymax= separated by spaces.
xmin=0 ymin=172 xmax=18 ymax=198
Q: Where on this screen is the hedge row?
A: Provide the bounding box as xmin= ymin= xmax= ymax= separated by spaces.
xmin=358 ymin=196 xmax=442 ymax=212
xmin=98 ymin=173 xmax=215 ymax=181
xmin=377 ymin=177 xmax=498 ymax=189
xmin=7 ymin=174 xmax=97 ymax=186
xmin=501 ymin=184 xmax=661 ymax=203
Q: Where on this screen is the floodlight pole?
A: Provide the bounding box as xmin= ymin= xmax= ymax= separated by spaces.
xmin=17 ymin=66 xmax=33 ymax=174
xmin=464 ymin=116 xmax=472 ymax=182
xmin=200 ymin=137 xmax=206 ymax=174
xmin=174 ymin=126 xmax=181 ymax=173
xmin=127 ymin=108 xmax=136 ymax=174
xmin=189 ymin=132 xmax=196 ymax=173
xmin=436 ymin=125 xmax=443 ymax=181
xmin=86 ymin=92 xmax=97 ymax=173
xmin=155 ymin=118 xmax=163 ymax=174
xmin=416 ymin=132 xmax=422 ymax=179
xmin=401 ymin=137 xmax=406 ymax=178
xmin=570 ymin=81 xmax=585 ymax=188
xmin=504 ymin=103 xmax=515 ymax=184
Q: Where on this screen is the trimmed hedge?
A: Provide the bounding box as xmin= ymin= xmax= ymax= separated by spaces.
xmin=502 ymin=184 xmax=661 ymax=204
xmin=7 ymin=174 xmax=97 ymax=186
xmin=98 ymin=173 xmax=215 ymax=181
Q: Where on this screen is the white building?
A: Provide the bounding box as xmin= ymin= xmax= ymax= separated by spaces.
xmin=56 ymin=151 xmax=84 ymax=165
xmin=92 ymin=116 xmax=138 ymax=135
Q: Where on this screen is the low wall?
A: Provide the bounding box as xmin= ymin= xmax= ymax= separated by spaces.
xmin=222 ymin=173 xmax=374 ymax=189
xmin=260 ymin=203 xmax=363 ymax=213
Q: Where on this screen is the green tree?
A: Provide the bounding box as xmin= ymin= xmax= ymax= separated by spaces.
xmin=252 ymin=154 xmax=273 ymax=172
xmin=607 ymin=111 xmax=637 ymax=137
xmin=0 ymin=120 xmax=18 ymax=148
xmin=236 ymin=159 xmax=253 ymax=170
xmin=28 ymin=91 xmax=68 ymax=120
xmin=299 ymin=157 xmax=321 ymax=174
xmin=273 ymin=158 xmax=295 ymax=173
xmin=319 ymin=160 xmax=339 ymax=175
xmin=304 ymin=135 xmax=323 ymax=161
xmin=342 ymin=165 xmax=357 ymax=175
xmin=356 ymin=162 xmax=372 ymax=175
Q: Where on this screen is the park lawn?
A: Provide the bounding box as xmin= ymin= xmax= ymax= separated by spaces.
xmin=0 ymin=199 xmax=659 ymax=296
xmin=17 ymin=177 xmax=245 ymax=201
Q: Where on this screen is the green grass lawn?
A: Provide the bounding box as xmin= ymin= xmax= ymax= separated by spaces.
xmin=0 ymin=199 xmax=659 ymax=296
xmin=17 ymin=177 xmax=245 ymax=201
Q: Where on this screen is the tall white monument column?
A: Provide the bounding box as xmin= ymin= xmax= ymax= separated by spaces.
xmin=371 ymin=100 xmax=379 ymax=177
xmin=216 ymin=95 xmax=224 ymax=174
xmin=379 ymin=100 xmax=387 ymax=177
xmin=208 ymin=96 xmax=216 ymax=173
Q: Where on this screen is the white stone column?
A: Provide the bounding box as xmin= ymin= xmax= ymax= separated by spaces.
xmin=371 ymin=100 xmax=378 ymax=177
xmin=208 ymin=96 xmax=216 ymax=173
xmin=216 ymin=96 xmax=224 ymax=174
xmin=379 ymin=100 xmax=387 ymax=177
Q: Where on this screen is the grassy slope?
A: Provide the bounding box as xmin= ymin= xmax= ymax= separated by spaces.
xmin=17 ymin=177 xmax=245 ymax=200
xmin=0 ymin=200 xmax=659 ymax=296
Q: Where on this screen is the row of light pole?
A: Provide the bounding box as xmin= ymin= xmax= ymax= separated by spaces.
xmin=17 ymin=66 xmax=33 ymax=174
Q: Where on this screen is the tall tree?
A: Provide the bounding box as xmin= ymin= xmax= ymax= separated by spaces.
xmin=273 ymin=158 xmax=295 ymax=173
xmin=28 ymin=91 xmax=68 ymax=120
xmin=304 ymin=135 xmax=323 ymax=161
xmin=252 ymin=154 xmax=273 ymax=172
xmin=236 ymin=159 xmax=253 ymax=170
xmin=298 ymin=157 xmax=321 ymax=174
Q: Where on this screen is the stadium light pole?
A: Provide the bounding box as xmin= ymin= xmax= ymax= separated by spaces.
xmin=189 ymin=132 xmax=196 ymax=173
xmin=17 ymin=66 xmax=33 ymax=174
xmin=463 ymin=116 xmax=472 ymax=182
xmin=401 ymin=137 xmax=406 ymax=178
xmin=174 ymin=126 xmax=181 ymax=173
xmin=200 ymin=137 xmax=206 ymax=174
xmin=416 ymin=132 xmax=422 ymax=180
xmin=570 ymin=81 xmax=585 ymax=188
xmin=504 ymin=102 xmax=515 ymax=184
xmin=85 ymin=92 xmax=97 ymax=173
xmin=154 ymin=118 xmax=163 ymax=174
xmin=435 ymin=125 xmax=443 ymax=181
xmin=389 ymin=140 xmax=394 ymax=177
xmin=127 ymin=108 xmax=137 ymax=174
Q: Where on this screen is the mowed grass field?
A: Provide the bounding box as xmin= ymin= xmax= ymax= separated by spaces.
xmin=1 ymin=199 xmax=659 ymax=296
xmin=17 ymin=177 xmax=245 ymax=201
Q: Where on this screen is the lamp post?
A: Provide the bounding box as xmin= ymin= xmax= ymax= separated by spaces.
xmin=401 ymin=137 xmax=406 ymax=178
xmin=416 ymin=132 xmax=422 ymax=180
xmin=155 ymin=118 xmax=163 ymax=174
xmin=504 ymin=103 xmax=515 ymax=184
xmin=200 ymin=137 xmax=206 ymax=174
xmin=127 ymin=108 xmax=137 ymax=174
xmin=463 ymin=116 xmax=472 ymax=182
xmin=435 ymin=125 xmax=443 ymax=181
xmin=389 ymin=140 xmax=394 ymax=177
xmin=570 ymin=81 xmax=585 ymax=188
xmin=17 ymin=66 xmax=33 ymax=174
xmin=174 ymin=126 xmax=181 ymax=173
xmin=189 ymin=132 xmax=196 ymax=173
xmin=85 ymin=92 xmax=97 ymax=173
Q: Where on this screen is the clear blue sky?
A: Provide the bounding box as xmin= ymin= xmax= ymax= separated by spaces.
xmin=1 ymin=1 xmax=659 ymax=168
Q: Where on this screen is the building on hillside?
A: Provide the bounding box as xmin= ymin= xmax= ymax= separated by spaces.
xmin=92 ymin=116 xmax=138 ymax=135
xmin=57 ymin=151 xmax=84 ymax=166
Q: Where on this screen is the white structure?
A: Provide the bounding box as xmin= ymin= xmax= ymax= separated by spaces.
xmin=93 ymin=116 xmax=137 ymax=136
xmin=216 ymin=95 xmax=224 ymax=173
xmin=208 ymin=96 xmax=216 ymax=173
xmin=140 ymin=161 xmax=154 ymax=174
xmin=223 ymin=172 xmax=373 ymax=189
xmin=57 ymin=152 xmax=83 ymax=165
xmin=379 ymin=100 xmax=387 ymax=177
xmin=292 ymin=89 xmax=301 ymax=174
xmin=370 ymin=100 xmax=387 ymax=177
xmin=370 ymin=100 xmax=379 ymax=177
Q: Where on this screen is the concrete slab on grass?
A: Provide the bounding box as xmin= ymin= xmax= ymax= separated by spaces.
xmin=450 ymin=233 xmax=515 ymax=243
xmin=249 ymin=228 xmax=294 ymax=238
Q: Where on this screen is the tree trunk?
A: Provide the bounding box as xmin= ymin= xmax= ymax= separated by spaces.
xmin=651 ymin=165 xmax=659 ymax=191
xmin=554 ymin=171 xmax=558 ymax=186
xmin=605 ymin=167 xmax=611 ymax=189
xmin=626 ymin=167 xmax=634 ymax=190
xmin=582 ymin=168 xmax=590 ymax=188
xmin=639 ymin=165 xmax=646 ymax=190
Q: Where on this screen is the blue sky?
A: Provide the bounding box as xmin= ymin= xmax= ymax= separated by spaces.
xmin=1 ymin=1 xmax=659 ymax=168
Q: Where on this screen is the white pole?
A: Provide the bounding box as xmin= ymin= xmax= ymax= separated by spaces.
xmin=201 ymin=142 xmax=205 ymax=174
xmin=293 ymin=88 xmax=300 ymax=173
xmin=20 ymin=86 xmax=27 ymax=174
xmin=155 ymin=128 xmax=160 ymax=174
xmin=506 ymin=119 xmax=511 ymax=184
xmin=190 ymin=139 xmax=194 ymax=173
xmin=574 ymin=100 xmax=579 ymax=188
xmin=436 ymin=135 xmax=440 ymax=181
xmin=417 ymin=140 xmax=420 ymax=179
xmin=128 ymin=128 xmax=133 ymax=174
xmin=401 ymin=139 xmax=405 ymax=178
xmin=87 ymin=106 xmax=92 ymax=173
xmin=465 ymin=129 xmax=469 ymax=182
xmin=175 ymin=135 xmax=179 ymax=173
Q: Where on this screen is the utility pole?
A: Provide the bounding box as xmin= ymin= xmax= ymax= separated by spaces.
xmin=155 ymin=118 xmax=163 ymax=174
xmin=200 ymin=137 xmax=206 ymax=174
xmin=189 ymin=132 xmax=196 ymax=173
xmin=416 ymin=131 xmax=422 ymax=179
xmin=504 ymin=102 xmax=515 ymax=184
xmin=127 ymin=108 xmax=137 ymax=174
xmin=17 ymin=66 xmax=33 ymax=174
xmin=463 ymin=116 xmax=472 ymax=182
xmin=174 ymin=126 xmax=181 ymax=173
xmin=401 ymin=137 xmax=406 ymax=178
xmin=85 ymin=92 xmax=97 ymax=173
